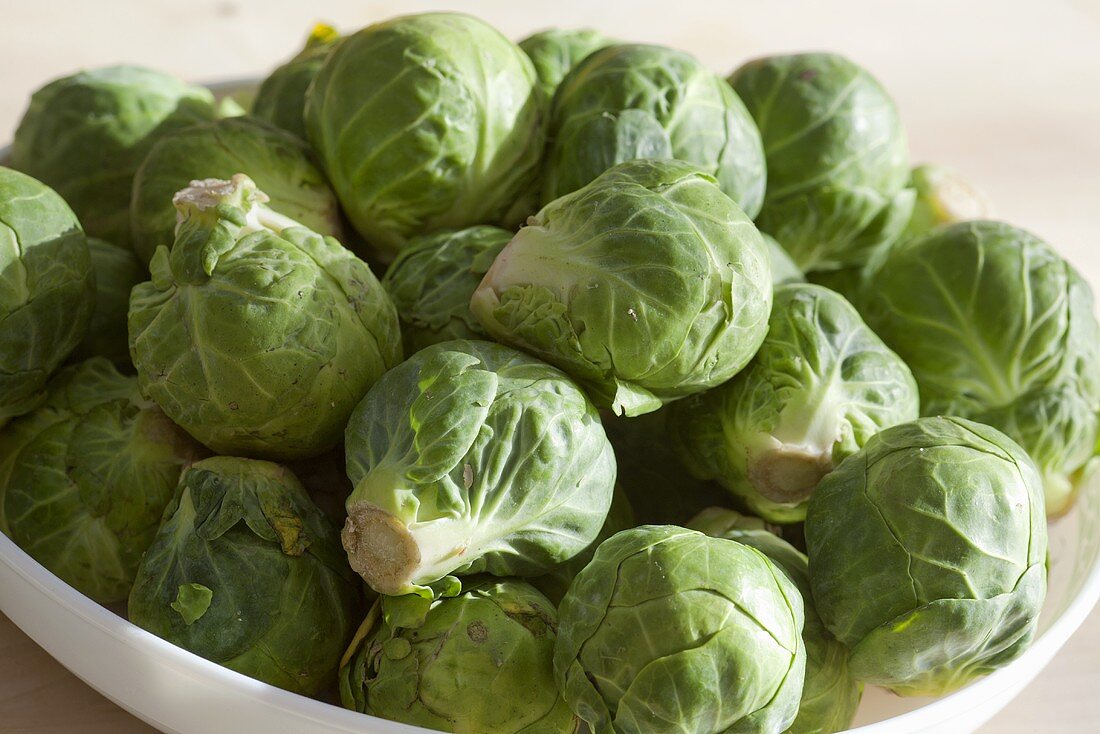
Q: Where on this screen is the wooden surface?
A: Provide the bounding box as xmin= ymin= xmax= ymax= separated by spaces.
xmin=2 ymin=1 xmax=1099 ymax=732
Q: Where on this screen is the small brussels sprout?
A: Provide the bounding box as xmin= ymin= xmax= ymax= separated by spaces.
xmin=689 ymin=508 xmax=861 ymax=734
xmin=129 ymin=175 xmax=402 ymax=460
xmin=341 ymin=340 xmax=615 ymax=597
xmin=2 ymin=358 xmax=204 ymax=602
xmin=0 ymin=167 xmax=94 ymax=426
xmin=68 ymin=238 xmax=144 ymax=366
xmin=543 ymin=44 xmax=766 ymax=215
xmin=130 ymin=115 xmax=343 ymax=264
xmin=730 ymin=53 xmax=912 ymax=273
xmin=603 ymin=409 xmax=729 ymax=525
xmin=472 ymin=159 xmax=773 ymax=417
xmin=862 ymin=220 xmax=1100 ymax=514
xmin=305 ymin=13 xmax=544 ymax=260
xmin=902 ymin=163 xmax=991 ymax=241
xmin=670 ymin=284 xmax=919 ymax=523
xmin=555 ymin=525 xmax=806 ymax=734
xmin=381 ymin=226 xmax=512 ymax=352
xmin=805 ymin=417 xmax=1048 ymax=696
xmin=11 ymin=66 xmax=218 ymax=247
xmin=340 ymin=579 xmax=578 ymax=732
xmin=129 ymin=456 xmax=360 ymax=695
xmin=519 ymin=28 xmax=617 ymax=102
xmin=252 ymin=23 xmax=340 ymax=140
xmin=531 ymin=486 xmax=635 ymax=604
xmin=764 ymin=233 xmax=805 ymax=286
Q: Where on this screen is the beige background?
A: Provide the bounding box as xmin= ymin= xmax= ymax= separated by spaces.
xmin=1 ymin=0 xmax=1099 ymax=731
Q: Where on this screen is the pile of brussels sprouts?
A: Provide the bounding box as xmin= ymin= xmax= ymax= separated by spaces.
xmin=1 ymin=11 xmax=1095 ymax=734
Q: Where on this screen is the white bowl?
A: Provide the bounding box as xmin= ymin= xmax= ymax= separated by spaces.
xmin=3 ymin=485 xmax=1098 ymax=734
xmin=2 ymin=98 xmax=1100 ymax=732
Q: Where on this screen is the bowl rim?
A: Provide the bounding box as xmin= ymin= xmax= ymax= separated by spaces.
xmin=2 ymin=86 xmax=1100 ymax=730
xmin=0 ymin=532 xmax=421 ymax=734
xmin=3 ymin=497 xmax=1098 ymax=734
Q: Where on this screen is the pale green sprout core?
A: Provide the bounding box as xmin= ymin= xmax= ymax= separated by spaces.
xmin=519 ymin=28 xmax=617 ymax=102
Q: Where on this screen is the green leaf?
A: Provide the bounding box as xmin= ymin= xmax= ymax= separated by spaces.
xmin=171 ymin=583 xmax=214 ymax=625
xmin=406 ymin=350 xmax=497 ymax=484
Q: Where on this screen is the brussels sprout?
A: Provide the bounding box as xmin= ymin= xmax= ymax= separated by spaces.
xmin=342 ymin=339 xmax=615 ymax=597
xmin=670 ymin=284 xmax=919 ymax=523
xmin=531 ymin=486 xmax=635 ymax=604
xmin=11 ymin=66 xmax=218 ymax=247
xmin=555 ymin=525 xmax=805 ymax=734
xmin=2 ymin=358 xmax=204 ymax=602
xmin=472 ymin=159 xmax=773 ymax=417
xmin=519 ymin=28 xmax=617 ymax=102
xmin=603 ymin=409 xmax=729 ymax=525
xmin=902 ymin=163 xmax=991 ymax=241
xmin=129 ymin=175 xmax=402 ymax=460
xmin=0 ymin=167 xmax=94 ymax=426
xmin=68 ymin=238 xmax=144 ymax=366
xmin=689 ymin=508 xmax=861 ymax=734
xmin=252 ymin=23 xmax=340 ymax=140
xmin=130 ymin=115 xmax=343 ymax=264
xmin=129 ymin=456 xmax=360 ymax=695
xmin=305 ymin=13 xmax=544 ymax=260
xmin=805 ymin=417 xmax=1047 ymax=696
xmin=543 ymin=44 xmax=766 ymax=215
xmin=340 ymin=579 xmax=578 ymax=732
xmin=862 ymin=220 xmax=1100 ymax=514
xmin=764 ymin=233 xmax=804 ymax=286
xmin=382 ymin=226 xmax=511 ymax=352
xmin=730 ymin=53 xmax=912 ymax=273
